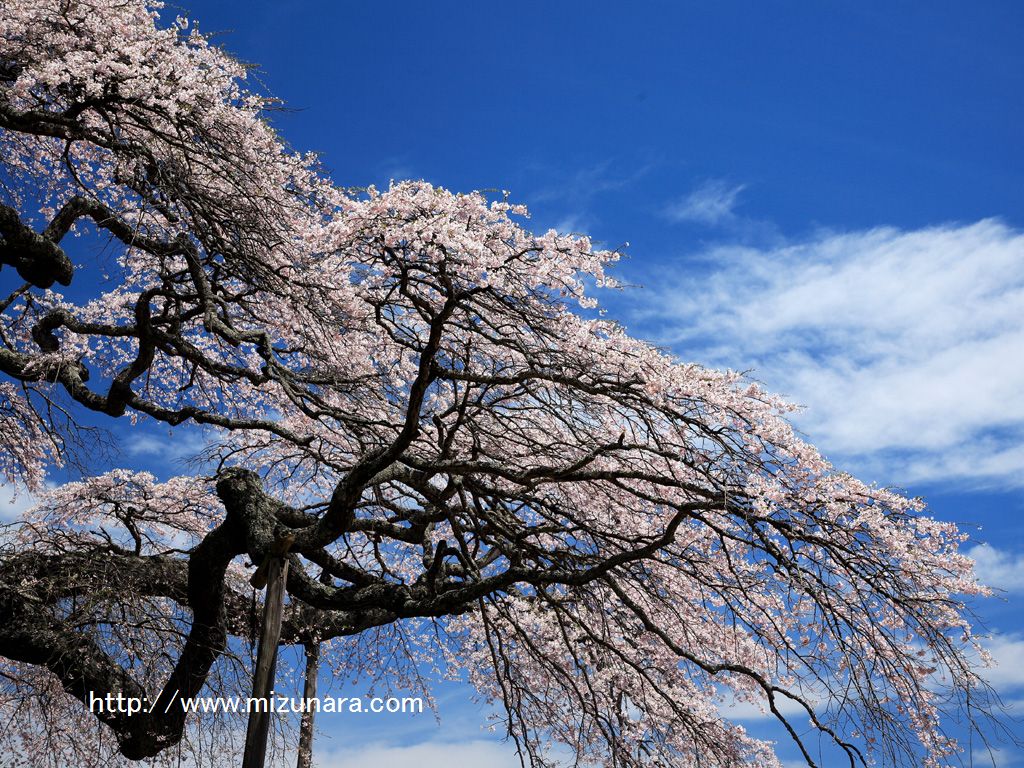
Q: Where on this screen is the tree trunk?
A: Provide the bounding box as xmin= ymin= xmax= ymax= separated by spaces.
xmin=242 ymin=556 xmax=289 ymax=768
xmin=295 ymin=640 xmax=320 ymax=768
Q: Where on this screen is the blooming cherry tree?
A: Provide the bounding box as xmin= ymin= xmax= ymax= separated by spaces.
xmin=0 ymin=2 xmax=998 ymax=766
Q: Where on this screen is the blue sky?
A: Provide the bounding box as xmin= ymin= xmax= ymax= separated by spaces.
xmin=4 ymin=1 xmax=1024 ymax=765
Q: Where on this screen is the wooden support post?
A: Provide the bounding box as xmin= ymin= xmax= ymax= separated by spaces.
xmin=242 ymin=534 xmax=295 ymax=768
xmin=295 ymin=640 xmax=320 ymax=768
xmin=295 ymin=567 xmax=331 ymax=768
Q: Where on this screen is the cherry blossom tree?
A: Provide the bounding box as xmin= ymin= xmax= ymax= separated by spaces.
xmin=0 ymin=2 xmax=1001 ymax=767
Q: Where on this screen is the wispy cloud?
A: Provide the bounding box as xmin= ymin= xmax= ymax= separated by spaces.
xmin=0 ymin=481 xmax=37 ymax=523
xmin=530 ymin=160 xmax=652 ymax=235
xmin=532 ymin=161 xmax=646 ymax=207
xmin=122 ymin=429 xmax=211 ymax=465
xmin=628 ymin=218 xmax=1024 ymax=487
xmin=664 ymin=179 xmax=746 ymax=226
xmin=718 ymin=687 xmax=814 ymax=721
xmin=552 ymin=213 xmax=589 ymax=235
xmin=377 ymin=156 xmax=418 ymax=185
xmin=982 ymin=634 xmax=1024 ymax=691
xmin=971 ymin=747 xmax=1021 ymax=768
xmin=968 ymin=544 xmax=1024 ymax=594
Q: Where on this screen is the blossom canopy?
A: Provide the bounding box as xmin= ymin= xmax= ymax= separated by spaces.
xmin=0 ymin=2 xmax=996 ymax=767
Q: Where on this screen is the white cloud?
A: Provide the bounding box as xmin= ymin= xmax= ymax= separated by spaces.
xmin=967 ymin=544 xmax=1024 ymax=594
xmin=718 ymin=691 xmax=810 ymax=721
xmin=982 ymin=634 xmax=1024 ymax=691
xmin=122 ymin=429 xmax=211 ymax=465
xmin=0 ymin=481 xmax=39 ymax=523
xmin=552 ymin=213 xmax=590 ymax=235
xmin=971 ymin=748 xmax=1021 ymax=768
xmin=716 ymin=676 xmax=827 ymax=723
xmin=314 ymin=739 xmax=522 ymax=768
xmin=629 ymin=219 xmax=1024 ymax=487
xmin=664 ymin=180 xmax=745 ymax=225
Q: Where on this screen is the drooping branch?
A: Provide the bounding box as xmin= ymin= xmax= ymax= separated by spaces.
xmin=0 ymin=2 xmax=1001 ymax=766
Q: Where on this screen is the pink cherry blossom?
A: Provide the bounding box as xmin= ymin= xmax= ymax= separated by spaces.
xmin=0 ymin=2 xmax=1002 ymax=767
